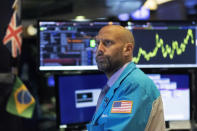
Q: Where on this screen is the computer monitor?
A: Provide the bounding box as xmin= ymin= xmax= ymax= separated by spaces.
xmin=147 ymin=73 xmax=190 ymax=121
xmin=38 ymin=21 xmax=120 ymax=71
xmin=56 ymin=73 xmax=107 ymax=128
xmin=56 ymin=72 xmax=191 ymax=129
xmin=38 ymin=20 xmax=197 ymax=71
xmin=126 ymin=20 xmax=197 ymax=68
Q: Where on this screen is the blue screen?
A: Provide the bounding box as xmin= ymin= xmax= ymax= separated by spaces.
xmin=57 ymin=73 xmax=190 ymax=127
xmin=57 ymin=73 xmax=107 ymax=126
xmin=39 ymin=21 xmax=120 ymax=71
xmin=147 ymin=74 xmax=190 ymax=121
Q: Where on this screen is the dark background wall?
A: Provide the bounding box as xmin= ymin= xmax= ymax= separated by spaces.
xmin=1 ymin=0 xmax=197 ymax=130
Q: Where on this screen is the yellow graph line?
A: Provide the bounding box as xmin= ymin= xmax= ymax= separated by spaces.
xmin=132 ymin=29 xmax=195 ymax=63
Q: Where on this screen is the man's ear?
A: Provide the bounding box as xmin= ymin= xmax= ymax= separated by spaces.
xmin=123 ymin=43 xmax=134 ymax=57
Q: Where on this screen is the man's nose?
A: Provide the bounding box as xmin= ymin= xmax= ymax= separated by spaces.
xmin=97 ymin=41 xmax=105 ymax=53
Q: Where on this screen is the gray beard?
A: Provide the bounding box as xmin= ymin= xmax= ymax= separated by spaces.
xmin=96 ymin=56 xmax=123 ymax=75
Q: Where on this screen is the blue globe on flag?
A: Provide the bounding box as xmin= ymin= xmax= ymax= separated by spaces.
xmin=14 ymin=84 xmax=35 ymax=115
xmin=17 ymin=90 xmax=32 ymax=104
xmin=6 ymin=76 xmax=35 ymax=118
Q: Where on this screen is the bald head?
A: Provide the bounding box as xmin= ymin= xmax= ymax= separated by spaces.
xmin=98 ymin=25 xmax=135 ymax=47
xmin=96 ymin=24 xmax=135 ymax=77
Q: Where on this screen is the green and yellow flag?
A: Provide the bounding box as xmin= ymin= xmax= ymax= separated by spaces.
xmin=6 ymin=76 xmax=35 ymax=118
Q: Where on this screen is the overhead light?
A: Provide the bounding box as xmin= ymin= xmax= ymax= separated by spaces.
xmin=131 ymin=7 xmax=150 ymax=20
xmin=74 ymin=16 xmax=90 ymax=21
xmin=143 ymin=0 xmax=174 ymax=11
xmin=143 ymin=0 xmax=158 ymax=10
xmin=156 ymin=0 xmax=173 ymax=5
xmin=118 ymin=13 xmax=130 ymax=21
xmin=27 ymin=24 xmax=37 ymax=36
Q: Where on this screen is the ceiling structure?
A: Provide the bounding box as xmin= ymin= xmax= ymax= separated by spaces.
xmin=22 ymin=0 xmax=197 ymax=20
xmin=22 ymin=0 xmax=197 ymax=31
xmin=22 ymin=0 xmax=146 ymax=20
xmin=184 ymin=0 xmax=197 ymax=17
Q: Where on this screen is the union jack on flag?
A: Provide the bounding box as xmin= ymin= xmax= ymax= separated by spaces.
xmin=3 ymin=10 xmax=22 ymax=58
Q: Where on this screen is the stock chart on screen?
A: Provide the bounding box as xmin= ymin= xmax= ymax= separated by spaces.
xmin=127 ymin=21 xmax=197 ymax=68
xmin=38 ymin=21 xmax=197 ymax=71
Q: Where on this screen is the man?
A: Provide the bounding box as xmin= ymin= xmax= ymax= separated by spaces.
xmin=87 ymin=25 xmax=165 ymax=131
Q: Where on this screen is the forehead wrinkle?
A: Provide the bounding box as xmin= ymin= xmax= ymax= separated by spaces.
xmin=97 ymin=27 xmax=121 ymax=43
xmin=98 ymin=25 xmax=134 ymax=45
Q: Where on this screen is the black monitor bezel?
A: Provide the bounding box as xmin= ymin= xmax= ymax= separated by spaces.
xmin=142 ymin=68 xmax=193 ymax=122
xmin=55 ymin=69 xmax=193 ymax=129
xmin=55 ymin=71 xmax=105 ymax=129
xmin=37 ymin=20 xmax=197 ymax=72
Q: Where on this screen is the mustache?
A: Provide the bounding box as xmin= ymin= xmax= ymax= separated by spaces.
xmin=96 ymin=50 xmax=104 ymax=57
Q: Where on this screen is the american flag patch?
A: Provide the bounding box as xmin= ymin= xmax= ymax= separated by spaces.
xmin=111 ymin=101 xmax=133 ymax=113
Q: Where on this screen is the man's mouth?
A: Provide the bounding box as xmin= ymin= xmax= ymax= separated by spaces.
xmin=96 ymin=56 xmax=105 ymax=62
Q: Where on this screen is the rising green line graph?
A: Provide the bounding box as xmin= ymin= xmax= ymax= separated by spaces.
xmin=132 ymin=29 xmax=195 ymax=64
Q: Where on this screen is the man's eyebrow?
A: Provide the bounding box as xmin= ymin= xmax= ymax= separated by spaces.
xmin=95 ymin=35 xmax=99 ymax=39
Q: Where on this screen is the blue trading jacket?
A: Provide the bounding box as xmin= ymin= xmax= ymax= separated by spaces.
xmin=87 ymin=62 xmax=165 ymax=131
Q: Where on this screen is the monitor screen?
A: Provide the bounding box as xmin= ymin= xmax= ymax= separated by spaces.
xmin=38 ymin=21 xmax=120 ymax=71
xmin=147 ymin=73 xmax=190 ymax=121
xmin=127 ymin=20 xmax=197 ymax=68
xmin=38 ymin=20 xmax=197 ymax=71
xmin=56 ymin=72 xmax=190 ymax=128
xmin=56 ymin=73 xmax=107 ymax=127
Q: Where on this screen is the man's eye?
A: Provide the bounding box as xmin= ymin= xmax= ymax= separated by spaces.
xmin=96 ymin=40 xmax=100 ymax=46
xmin=103 ymin=40 xmax=113 ymax=46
